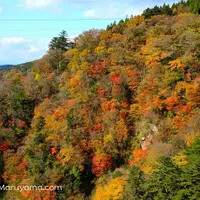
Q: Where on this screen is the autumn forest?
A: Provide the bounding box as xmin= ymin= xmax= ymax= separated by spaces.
xmin=0 ymin=0 xmax=200 ymax=199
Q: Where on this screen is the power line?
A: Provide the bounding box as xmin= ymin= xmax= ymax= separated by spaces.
xmin=4 ymin=28 xmax=64 ymax=31
xmin=3 ymin=28 xmax=96 ymax=32
xmin=0 ymin=33 xmax=76 ymax=38
xmin=0 ymin=18 xmax=122 ymax=22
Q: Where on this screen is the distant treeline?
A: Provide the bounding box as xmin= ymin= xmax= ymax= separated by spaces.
xmin=107 ymin=0 xmax=200 ymax=31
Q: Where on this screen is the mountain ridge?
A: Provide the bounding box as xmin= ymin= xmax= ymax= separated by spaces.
xmin=0 ymin=1 xmax=200 ymax=199
xmin=0 ymin=64 xmax=13 ymax=70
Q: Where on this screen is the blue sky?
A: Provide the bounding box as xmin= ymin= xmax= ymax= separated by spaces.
xmin=0 ymin=0 xmax=179 ymax=65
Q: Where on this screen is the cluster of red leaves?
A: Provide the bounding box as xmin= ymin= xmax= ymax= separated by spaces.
xmin=47 ymin=73 xmax=54 ymax=80
xmin=173 ymin=116 xmax=185 ymax=128
xmin=121 ymin=100 xmax=128 ymax=108
xmin=180 ymin=105 xmax=191 ymax=114
xmin=51 ymin=147 xmax=58 ymax=156
xmin=93 ymin=123 xmax=102 ymax=131
xmin=110 ymin=102 xmax=116 ymax=111
xmin=165 ymin=96 xmax=179 ymax=111
xmin=17 ymin=161 xmax=27 ymax=172
xmin=92 ymin=155 xmax=112 ymax=176
xmin=101 ymin=101 xmax=117 ymax=111
xmin=54 ymin=111 xmax=60 ymax=117
xmin=17 ymin=121 xmax=26 ymax=128
xmin=0 ymin=142 xmax=10 ymax=151
xmin=96 ymin=88 xmax=105 ymax=97
xmin=8 ymin=120 xmax=14 ymax=125
xmin=90 ymin=62 xmax=106 ymax=74
xmin=111 ymin=73 xmax=121 ymax=85
xmin=119 ymin=110 xmax=126 ymax=119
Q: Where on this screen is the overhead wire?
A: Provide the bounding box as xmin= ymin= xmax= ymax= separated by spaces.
xmin=0 ymin=18 xmax=122 ymax=22
xmin=0 ymin=18 xmax=122 ymax=37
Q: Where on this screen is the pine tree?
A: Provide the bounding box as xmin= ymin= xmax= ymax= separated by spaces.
xmin=162 ymin=3 xmax=173 ymax=15
xmin=124 ymin=166 xmax=144 ymax=200
xmin=189 ymin=0 xmax=200 ymax=14
xmin=48 ymin=31 xmax=74 ymax=72
xmin=143 ymin=156 xmax=182 ymax=200
xmin=176 ymin=137 xmax=200 ymax=199
xmin=49 ymin=30 xmax=73 ymax=52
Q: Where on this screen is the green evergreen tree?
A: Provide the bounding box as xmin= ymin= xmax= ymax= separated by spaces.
xmin=124 ymin=166 xmax=144 ymax=200
xmin=143 ymin=156 xmax=182 ymax=200
xmin=189 ymin=0 xmax=200 ymax=14
xmin=48 ymin=31 xmax=74 ymax=73
xmin=176 ymin=137 xmax=200 ymax=199
xmin=162 ymin=3 xmax=173 ymax=15
xmin=49 ymin=30 xmax=73 ymax=52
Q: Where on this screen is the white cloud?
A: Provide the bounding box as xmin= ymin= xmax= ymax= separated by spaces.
xmin=28 ymin=45 xmax=40 ymax=53
xmin=83 ymin=4 xmax=121 ymax=18
xmin=19 ymin=0 xmax=59 ymax=9
xmin=0 ymin=37 xmax=25 ymax=45
xmin=0 ymin=37 xmax=50 ymax=64
xmin=82 ymin=1 xmax=154 ymax=19
xmin=123 ymin=5 xmax=149 ymax=17
xmin=83 ymin=9 xmax=96 ymax=17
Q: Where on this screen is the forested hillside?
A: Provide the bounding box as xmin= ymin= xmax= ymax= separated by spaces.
xmin=0 ymin=65 xmax=13 ymax=70
xmin=0 ymin=1 xmax=200 ymax=199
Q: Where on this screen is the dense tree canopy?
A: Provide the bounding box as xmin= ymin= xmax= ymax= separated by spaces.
xmin=0 ymin=1 xmax=200 ymax=199
xmin=189 ymin=0 xmax=200 ymax=14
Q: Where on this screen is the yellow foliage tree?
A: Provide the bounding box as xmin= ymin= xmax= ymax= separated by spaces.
xmin=115 ymin=119 xmax=128 ymax=143
xmin=169 ymin=58 xmax=184 ymax=70
xmin=127 ymin=15 xmax=145 ymax=27
xmin=93 ymin=177 xmax=127 ymax=200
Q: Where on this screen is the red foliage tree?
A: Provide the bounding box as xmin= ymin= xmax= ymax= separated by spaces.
xmin=8 ymin=120 xmax=14 ymax=125
xmin=17 ymin=161 xmax=27 ymax=172
xmin=165 ymin=96 xmax=179 ymax=111
xmin=92 ymin=155 xmax=112 ymax=176
xmin=93 ymin=123 xmax=102 ymax=131
xmin=90 ymin=61 xmax=106 ymax=74
xmin=51 ymin=147 xmax=58 ymax=156
xmin=110 ymin=102 xmax=117 ymax=111
xmin=111 ymin=73 xmax=121 ymax=85
xmin=96 ymin=88 xmax=105 ymax=98
xmin=0 ymin=142 xmax=10 ymax=151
